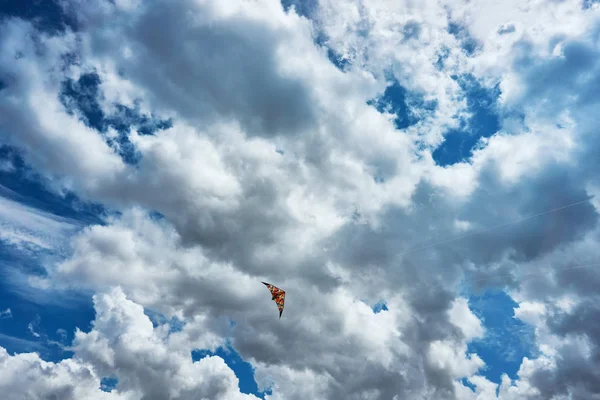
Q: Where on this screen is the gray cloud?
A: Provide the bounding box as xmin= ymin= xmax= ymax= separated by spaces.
xmin=67 ymin=0 xmax=318 ymax=138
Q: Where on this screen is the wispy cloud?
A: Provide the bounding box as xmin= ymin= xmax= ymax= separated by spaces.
xmin=0 ymin=332 xmax=46 ymax=353
xmin=0 ymin=192 xmax=83 ymax=253
xmin=0 ymin=158 xmax=14 ymax=172
xmin=27 ymin=323 xmax=40 ymax=338
xmin=27 ymin=315 xmax=41 ymax=339
xmin=0 ymin=308 xmax=11 ymax=319
xmin=0 ymin=191 xmax=93 ymax=305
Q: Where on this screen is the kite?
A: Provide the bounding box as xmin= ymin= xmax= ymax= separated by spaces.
xmin=262 ymin=282 xmax=285 ymax=318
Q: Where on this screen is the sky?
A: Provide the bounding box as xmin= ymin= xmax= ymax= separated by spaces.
xmin=0 ymin=0 xmax=600 ymax=399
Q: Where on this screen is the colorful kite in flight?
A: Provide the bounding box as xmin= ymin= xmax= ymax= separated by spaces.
xmin=262 ymin=282 xmax=285 ymax=318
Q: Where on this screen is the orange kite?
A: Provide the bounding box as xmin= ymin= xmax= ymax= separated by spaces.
xmin=262 ymin=282 xmax=285 ymax=318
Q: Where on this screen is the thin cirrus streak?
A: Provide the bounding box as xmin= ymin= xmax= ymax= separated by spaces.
xmin=397 ymin=197 xmax=595 ymax=257
xmin=418 ymin=262 xmax=600 ymax=291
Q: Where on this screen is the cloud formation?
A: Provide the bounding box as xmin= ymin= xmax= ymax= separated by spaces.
xmin=0 ymin=287 xmax=257 ymax=400
xmin=1 ymin=0 xmax=600 ymax=399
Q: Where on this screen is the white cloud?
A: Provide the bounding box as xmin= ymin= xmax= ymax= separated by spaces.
xmin=0 ymin=347 xmax=122 ymax=400
xmin=314 ymin=0 xmax=471 ymax=144
xmin=0 ymin=308 xmax=11 ymax=319
xmin=48 ymin=208 xmax=484 ymax=398
xmin=449 ymin=298 xmax=485 ymax=341
xmin=428 ymin=339 xmax=484 ymax=379
xmin=73 ymin=287 xmax=259 ymax=400
xmin=0 ymin=20 xmax=127 ymax=192
xmin=27 ymin=323 xmax=41 ymax=339
xmin=513 ymin=301 xmax=546 ymax=327
xmin=0 ymin=287 xmax=257 ymax=400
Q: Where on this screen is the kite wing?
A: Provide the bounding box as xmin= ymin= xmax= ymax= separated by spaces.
xmin=262 ymin=282 xmax=285 ymax=318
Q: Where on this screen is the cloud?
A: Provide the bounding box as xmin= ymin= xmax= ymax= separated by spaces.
xmin=49 ymin=207 xmax=490 ymax=399
xmin=0 ymin=188 xmax=91 ymax=306
xmin=0 ymin=19 xmax=127 ymax=192
xmin=2 ymin=0 xmax=600 ymax=399
xmin=0 ymin=346 xmax=119 ymax=400
xmin=0 ymin=309 xmax=11 ymax=319
xmin=449 ymin=298 xmax=485 ymax=341
xmin=0 ymin=193 xmax=82 ymax=253
xmin=27 ymin=322 xmax=40 ymax=339
xmin=63 ymin=0 xmax=322 ymax=138
xmin=0 ymin=3 xmax=419 ymax=276
xmin=0 ymin=333 xmax=47 ymax=354
xmin=0 ymin=287 xmax=257 ymax=400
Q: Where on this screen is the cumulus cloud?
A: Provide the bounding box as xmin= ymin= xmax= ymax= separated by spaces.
xmin=66 ymin=0 xmax=321 ymax=138
xmin=51 ymin=208 xmax=485 ymax=399
xmin=1 ymin=0 xmax=600 ymax=399
xmin=0 ymin=287 xmax=257 ymax=400
xmin=0 ymin=347 xmax=119 ymax=400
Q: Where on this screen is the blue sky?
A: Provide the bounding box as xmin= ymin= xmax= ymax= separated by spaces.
xmin=0 ymin=146 xmax=97 ymax=360
xmin=432 ymin=75 xmax=501 ymax=166
xmin=466 ymin=290 xmax=536 ymax=383
xmin=1 ymin=0 xmax=599 ymax=399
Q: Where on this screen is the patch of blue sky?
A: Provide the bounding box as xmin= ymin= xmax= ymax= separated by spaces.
xmin=59 ymin=72 xmax=172 ymax=165
xmin=280 ymin=0 xmax=318 ymax=19
xmin=324 ymin=46 xmax=352 ymax=72
xmin=367 ymin=78 xmax=437 ymax=130
xmin=192 ymin=344 xmax=272 ymax=399
xmin=0 ymin=0 xmax=76 ymax=34
xmin=447 ymin=22 xmax=481 ymax=57
xmin=107 ymin=104 xmax=173 ymax=137
xmin=280 ymin=1 xmax=353 ymax=72
xmin=149 ymin=210 xmax=166 ymax=221
xmin=372 ymin=300 xmax=388 ymax=314
xmin=461 ymin=289 xmax=537 ymax=384
xmin=60 ymin=73 xmax=106 ymax=133
xmin=144 ymin=309 xmax=186 ymax=334
xmin=0 ymin=146 xmax=105 ymax=224
xmin=460 ymin=377 xmax=477 ymax=392
xmin=310 ymin=28 xmax=352 ymax=72
xmin=0 ymin=260 xmax=95 ymax=362
xmin=432 ymin=74 xmax=501 ymax=166
xmin=100 ymin=376 xmax=119 ymax=393
xmin=435 ymin=46 xmax=451 ymax=71
xmin=0 ymin=238 xmax=49 ymax=278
